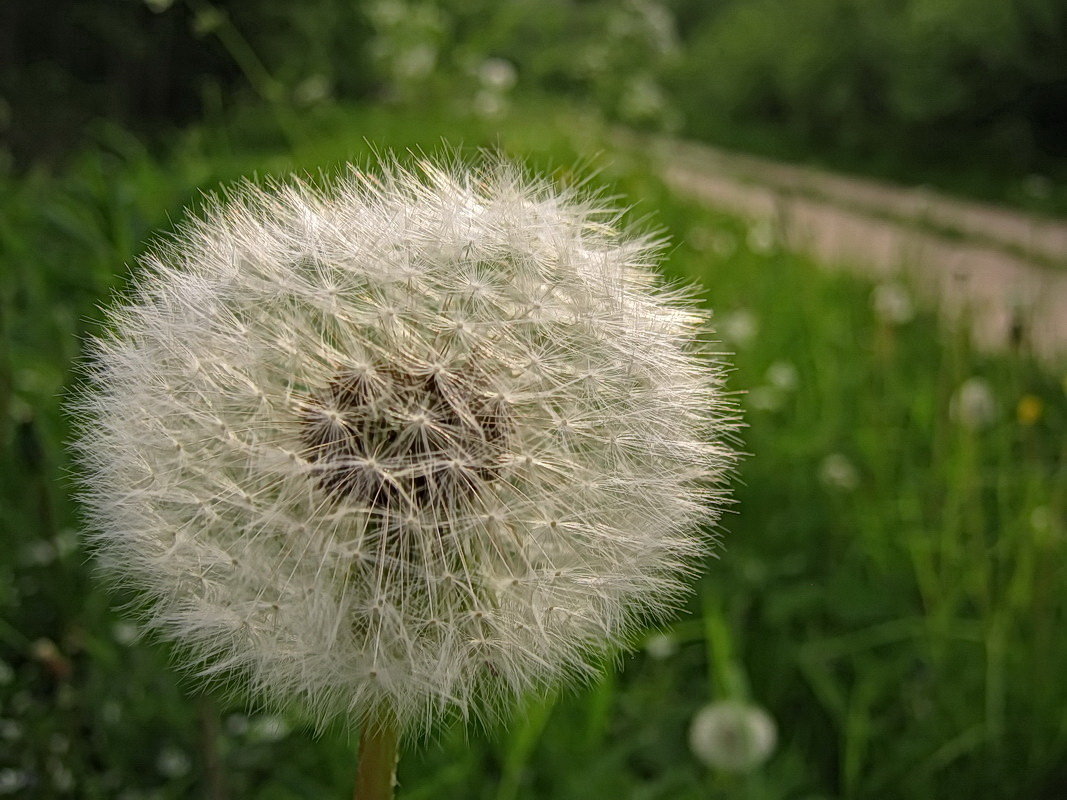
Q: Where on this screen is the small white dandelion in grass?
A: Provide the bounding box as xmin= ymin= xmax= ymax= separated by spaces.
xmin=747 ymin=386 xmax=783 ymax=413
xmin=950 ymin=377 xmax=996 ymax=429
xmin=644 ymin=632 xmax=679 ymax=660
xmin=473 ymin=91 xmax=507 ymax=120
xmin=689 ymin=700 xmax=777 ymax=773
xmin=0 ymin=719 xmax=21 ymax=742
xmin=248 ymin=714 xmax=291 ymax=744
xmin=746 ymin=219 xmax=775 ymax=255
xmin=477 ymin=58 xmax=518 ymax=92
xmin=111 ymin=621 xmax=140 ymax=646
xmin=712 ymin=232 xmax=738 ymax=259
xmin=155 ymin=745 xmax=191 ymax=779
xmin=1022 ymin=174 xmax=1053 ymax=200
xmin=718 ymin=308 xmax=759 ymax=348
xmin=765 ymin=361 xmax=798 ymax=392
xmin=72 ymin=154 xmax=738 ymax=797
xmin=687 ymin=226 xmax=714 ymax=253
xmin=48 ymin=760 xmax=75 ymax=793
xmin=0 ymin=769 xmax=31 ymax=796
xmin=819 ymin=453 xmax=859 ymax=491
xmin=871 ymin=282 xmax=915 ymax=325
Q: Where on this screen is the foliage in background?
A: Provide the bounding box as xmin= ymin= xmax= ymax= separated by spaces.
xmin=669 ymin=0 xmax=1067 ymax=207
xmin=3 ymin=0 xmax=1064 ymax=209
xmin=1 ymin=100 xmax=1065 ymax=799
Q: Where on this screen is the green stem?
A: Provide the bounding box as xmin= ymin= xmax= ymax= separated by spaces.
xmin=355 ymin=713 xmax=399 ymax=800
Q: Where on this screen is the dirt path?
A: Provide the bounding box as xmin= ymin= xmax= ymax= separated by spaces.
xmin=640 ymin=135 xmax=1067 ymax=364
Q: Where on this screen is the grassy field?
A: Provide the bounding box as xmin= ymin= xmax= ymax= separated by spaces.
xmin=1 ymin=101 xmax=1065 ymax=799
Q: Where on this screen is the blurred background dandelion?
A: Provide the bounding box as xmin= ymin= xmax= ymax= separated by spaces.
xmin=1 ymin=1 xmax=1064 ymax=798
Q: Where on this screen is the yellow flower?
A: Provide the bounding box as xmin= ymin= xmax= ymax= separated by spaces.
xmin=1017 ymin=395 xmax=1044 ymax=426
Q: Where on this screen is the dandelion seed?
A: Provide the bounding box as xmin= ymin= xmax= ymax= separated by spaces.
xmin=72 ymin=155 xmax=737 ymax=793
xmin=689 ymin=700 xmax=776 ymax=773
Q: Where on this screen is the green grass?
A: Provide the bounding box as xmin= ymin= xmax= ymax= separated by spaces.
xmin=1 ymin=100 xmax=1065 ymax=799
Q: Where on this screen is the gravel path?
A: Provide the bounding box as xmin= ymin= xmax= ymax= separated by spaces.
xmin=643 ymin=136 xmax=1067 ymax=364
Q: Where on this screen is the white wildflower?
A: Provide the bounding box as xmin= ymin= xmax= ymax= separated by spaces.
xmin=819 ymin=453 xmax=859 ymax=491
xmin=73 ymin=155 xmax=737 ymax=736
xmin=950 ymin=377 xmax=996 ymax=429
xmin=689 ymin=700 xmax=777 ymax=773
xmin=871 ymin=282 xmax=915 ymax=325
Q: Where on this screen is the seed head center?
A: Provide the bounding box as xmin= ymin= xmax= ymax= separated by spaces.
xmin=299 ymin=359 xmax=511 ymax=512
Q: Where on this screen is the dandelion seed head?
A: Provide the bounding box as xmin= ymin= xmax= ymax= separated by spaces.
xmin=819 ymin=452 xmax=859 ymax=491
xmin=871 ymin=282 xmax=915 ymax=325
xmin=689 ymin=700 xmax=777 ymax=773
xmin=72 ymin=154 xmax=737 ymax=735
xmin=950 ymin=377 xmax=996 ymax=429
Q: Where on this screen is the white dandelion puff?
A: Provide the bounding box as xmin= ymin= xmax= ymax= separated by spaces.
xmin=718 ymin=308 xmax=759 ymax=348
xmin=871 ymin=282 xmax=915 ymax=325
xmin=819 ymin=452 xmax=860 ymax=492
xmin=644 ymin=632 xmax=679 ymax=660
xmin=71 ymin=154 xmax=738 ymax=738
xmin=689 ymin=700 xmax=777 ymax=773
xmin=950 ymin=377 xmax=996 ymax=429
xmin=765 ymin=361 xmax=798 ymax=392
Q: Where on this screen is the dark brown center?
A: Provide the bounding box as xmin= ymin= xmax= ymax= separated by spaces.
xmin=298 ymin=359 xmax=511 ymax=514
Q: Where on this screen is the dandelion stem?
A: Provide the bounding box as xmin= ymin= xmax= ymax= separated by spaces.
xmin=355 ymin=713 xmax=399 ymax=800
